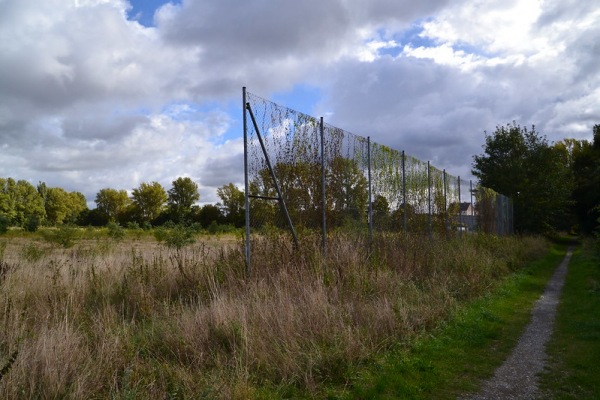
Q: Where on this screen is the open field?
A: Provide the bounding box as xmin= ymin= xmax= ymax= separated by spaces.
xmin=0 ymin=230 xmax=548 ymax=398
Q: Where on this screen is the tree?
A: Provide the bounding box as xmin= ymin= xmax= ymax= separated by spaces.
xmin=45 ymin=187 xmax=69 ymax=225
xmin=66 ymin=191 xmax=88 ymax=224
xmin=168 ymin=177 xmax=200 ymax=222
xmin=38 ymin=185 xmax=87 ymax=226
xmin=565 ymin=125 xmax=600 ymax=233
xmin=95 ymin=188 xmax=131 ymax=223
xmin=217 ymin=183 xmax=245 ymax=227
xmin=372 ymin=194 xmax=391 ymax=230
xmin=327 ymin=157 xmax=368 ymax=227
xmin=0 ymin=178 xmax=46 ymax=227
xmin=472 ymin=123 xmax=572 ymax=233
xmin=131 ymin=181 xmax=168 ymax=223
xmin=193 ymin=204 xmax=223 ymax=228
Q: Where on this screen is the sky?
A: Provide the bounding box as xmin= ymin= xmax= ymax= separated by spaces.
xmin=1 ymin=0 xmax=599 ymax=207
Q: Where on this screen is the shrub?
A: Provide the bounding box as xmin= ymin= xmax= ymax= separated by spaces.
xmin=126 ymin=222 xmax=140 ymax=230
xmin=164 ymin=225 xmax=196 ymax=251
xmin=107 ymin=222 xmax=125 ymax=241
xmin=21 ymin=242 xmax=45 ymax=262
xmin=42 ymin=224 xmax=79 ymax=248
xmin=0 ymin=215 xmax=9 ymax=235
xmin=24 ymin=215 xmax=40 ymax=233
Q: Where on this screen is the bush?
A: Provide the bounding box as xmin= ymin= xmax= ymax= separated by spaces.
xmin=207 ymin=221 xmax=236 ymax=235
xmin=107 ymin=222 xmax=125 ymax=241
xmin=153 ymin=227 xmax=168 ymax=243
xmin=21 ymin=242 xmax=45 ymax=262
xmin=126 ymin=222 xmax=140 ymax=230
xmin=0 ymin=215 xmax=9 ymax=235
xmin=24 ymin=216 xmax=40 ymax=233
xmin=164 ymin=225 xmax=196 ymax=250
xmin=42 ymin=225 xmax=80 ymax=248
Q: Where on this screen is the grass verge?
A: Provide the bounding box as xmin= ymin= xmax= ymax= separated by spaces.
xmin=317 ymin=241 xmax=569 ymax=399
xmin=538 ymin=238 xmax=600 ymax=399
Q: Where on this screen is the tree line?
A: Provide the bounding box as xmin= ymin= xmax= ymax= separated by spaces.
xmin=0 ymin=177 xmax=245 ymax=233
xmin=2 ymin=123 xmax=598 ymax=235
xmin=473 ymin=123 xmax=600 ymax=234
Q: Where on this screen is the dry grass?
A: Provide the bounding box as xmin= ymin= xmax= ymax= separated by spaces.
xmin=0 ymin=232 xmax=547 ymax=398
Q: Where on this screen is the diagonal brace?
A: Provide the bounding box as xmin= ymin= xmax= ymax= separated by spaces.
xmin=246 ymin=102 xmax=299 ymax=248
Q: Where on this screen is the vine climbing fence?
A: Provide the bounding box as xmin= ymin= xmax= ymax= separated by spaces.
xmin=243 ymin=88 xmax=513 ymax=273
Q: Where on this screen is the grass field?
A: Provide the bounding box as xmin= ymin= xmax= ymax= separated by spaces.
xmin=0 ymin=229 xmax=549 ymax=398
xmin=332 ymin=239 xmax=568 ymax=399
xmin=539 ymin=238 xmax=600 ymax=399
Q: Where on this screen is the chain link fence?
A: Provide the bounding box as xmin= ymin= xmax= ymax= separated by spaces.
xmin=243 ymin=89 xmax=512 ymax=270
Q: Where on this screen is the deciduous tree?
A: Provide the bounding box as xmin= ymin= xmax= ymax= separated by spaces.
xmin=168 ymin=177 xmax=200 ymax=222
xmin=472 ymin=123 xmax=571 ymax=233
xmin=131 ymin=182 xmax=168 ymax=223
xmin=95 ymin=188 xmax=131 ymax=223
xmin=217 ymin=183 xmax=245 ymax=227
xmin=0 ymin=178 xmax=46 ymax=227
xmin=564 ymin=125 xmax=600 ymax=232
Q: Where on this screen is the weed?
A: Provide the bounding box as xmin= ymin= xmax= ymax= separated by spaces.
xmin=41 ymin=225 xmax=80 ymax=248
xmin=21 ymin=242 xmax=45 ymax=262
xmin=107 ymin=222 xmax=126 ymax=241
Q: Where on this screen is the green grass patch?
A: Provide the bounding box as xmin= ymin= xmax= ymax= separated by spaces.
xmin=313 ymin=242 xmax=569 ymax=399
xmin=539 ymin=238 xmax=600 ymax=399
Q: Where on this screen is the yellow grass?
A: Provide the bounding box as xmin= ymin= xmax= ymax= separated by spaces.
xmin=0 ymin=232 xmax=547 ymax=398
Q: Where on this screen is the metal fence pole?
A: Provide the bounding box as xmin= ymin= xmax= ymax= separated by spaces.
xmin=443 ymin=169 xmax=447 ymax=236
xmin=402 ymin=150 xmax=406 ymax=233
xmin=320 ymin=117 xmax=326 ymax=256
xmin=242 ymin=87 xmax=251 ymax=276
xmin=427 ymin=161 xmax=432 ymax=238
xmin=470 ymin=180 xmax=474 ymax=215
xmin=367 ymin=137 xmax=373 ymax=248
xmin=470 ymin=180 xmax=474 ymax=233
xmin=458 ymin=176 xmax=462 ymax=239
xmin=402 ymin=150 xmax=407 ymax=233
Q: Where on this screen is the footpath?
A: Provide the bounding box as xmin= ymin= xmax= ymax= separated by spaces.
xmin=464 ymin=248 xmax=573 ymax=400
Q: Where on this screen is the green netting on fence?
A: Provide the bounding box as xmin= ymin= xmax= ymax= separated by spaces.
xmin=244 ymin=90 xmax=512 ymax=242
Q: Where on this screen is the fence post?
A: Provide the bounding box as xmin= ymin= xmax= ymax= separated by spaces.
xmin=427 ymin=161 xmax=432 ymax=239
xmin=367 ymin=137 xmax=373 ymax=249
xmin=320 ymin=117 xmax=326 ymax=256
xmin=243 ymin=87 xmax=251 ymax=276
xmin=458 ymin=176 xmax=462 ymax=239
xmin=402 ymin=150 xmax=406 ymax=233
xmin=470 ymin=180 xmax=474 ymax=228
xmin=443 ymin=169 xmax=447 ymax=236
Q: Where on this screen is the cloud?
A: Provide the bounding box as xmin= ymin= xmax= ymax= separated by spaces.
xmin=316 ymin=0 xmax=600 ymax=179
xmin=0 ymin=0 xmax=598 ymax=210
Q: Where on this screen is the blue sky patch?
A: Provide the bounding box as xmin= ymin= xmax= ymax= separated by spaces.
xmin=271 ymin=84 xmax=323 ymax=117
xmin=127 ymin=0 xmax=180 ymax=27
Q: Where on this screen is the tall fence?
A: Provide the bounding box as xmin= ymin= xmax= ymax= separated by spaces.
xmin=243 ymin=88 xmax=513 ymax=272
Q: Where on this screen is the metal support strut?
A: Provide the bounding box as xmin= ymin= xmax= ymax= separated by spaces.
xmin=245 ymin=102 xmax=299 ymax=249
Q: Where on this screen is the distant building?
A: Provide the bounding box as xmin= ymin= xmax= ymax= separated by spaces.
xmin=459 ymin=202 xmax=476 ymax=216
xmin=450 ymin=202 xmax=477 ymax=231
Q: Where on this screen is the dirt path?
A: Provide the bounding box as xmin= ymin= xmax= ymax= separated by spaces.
xmin=464 ymin=248 xmax=573 ymax=400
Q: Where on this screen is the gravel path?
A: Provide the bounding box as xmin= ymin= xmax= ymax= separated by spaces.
xmin=465 ymin=248 xmax=573 ymax=400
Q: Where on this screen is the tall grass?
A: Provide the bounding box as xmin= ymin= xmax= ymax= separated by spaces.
xmin=0 ymin=233 xmax=547 ymax=398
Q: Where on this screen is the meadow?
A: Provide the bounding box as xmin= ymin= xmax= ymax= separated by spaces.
xmin=0 ymin=227 xmax=548 ymax=398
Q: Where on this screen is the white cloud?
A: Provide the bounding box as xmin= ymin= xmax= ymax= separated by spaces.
xmin=0 ymin=0 xmax=598 ymax=209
